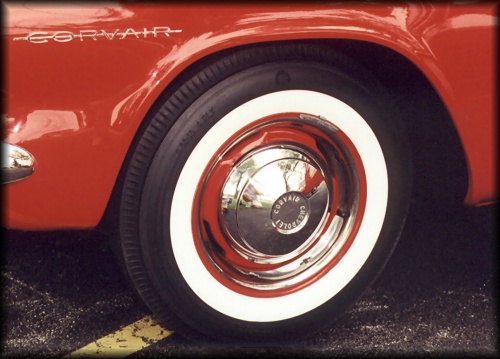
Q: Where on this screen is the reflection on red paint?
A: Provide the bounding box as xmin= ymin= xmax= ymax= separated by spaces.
xmin=6 ymin=110 xmax=83 ymax=145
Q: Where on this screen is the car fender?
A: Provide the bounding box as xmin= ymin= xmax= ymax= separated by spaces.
xmin=3 ymin=3 xmax=496 ymax=229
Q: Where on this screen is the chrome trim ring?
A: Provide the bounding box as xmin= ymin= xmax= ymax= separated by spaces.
xmin=194 ymin=112 xmax=365 ymax=296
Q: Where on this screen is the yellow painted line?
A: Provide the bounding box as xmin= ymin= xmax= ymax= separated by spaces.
xmin=65 ymin=315 xmax=172 ymax=358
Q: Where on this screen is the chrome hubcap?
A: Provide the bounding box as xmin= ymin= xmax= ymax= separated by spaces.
xmin=221 ymin=147 xmax=328 ymax=257
xmin=194 ymin=113 xmax=365 ymax=296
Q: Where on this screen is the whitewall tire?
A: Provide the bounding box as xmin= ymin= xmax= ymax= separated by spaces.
xmin=118 ymin=43 xmax=412 ymax=342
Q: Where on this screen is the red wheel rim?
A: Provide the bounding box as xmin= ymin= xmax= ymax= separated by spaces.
xmin=192 ymin=112 xmax=367 ymax=298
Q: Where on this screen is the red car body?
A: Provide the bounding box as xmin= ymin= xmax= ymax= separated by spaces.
xmin=3 ymin=2 xmax=497 ymax=229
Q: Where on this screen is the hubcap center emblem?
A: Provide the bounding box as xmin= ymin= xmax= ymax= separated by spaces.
xmin=271 ymin=191 xmax=310 ymax=234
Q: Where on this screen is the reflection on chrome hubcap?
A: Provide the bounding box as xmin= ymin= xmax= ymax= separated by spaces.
xmin=221 ymin=147 xmax=327 ymax=257
xmin=195 ymin=113 xmax=365 ymax=295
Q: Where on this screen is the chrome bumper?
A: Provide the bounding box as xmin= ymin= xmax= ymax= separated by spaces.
xmin=2 ymin=143 xmax=35 ymax=184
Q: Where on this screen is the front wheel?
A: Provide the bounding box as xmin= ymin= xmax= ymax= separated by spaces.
xmin=118 ymin=43 xmax=412 ymax=342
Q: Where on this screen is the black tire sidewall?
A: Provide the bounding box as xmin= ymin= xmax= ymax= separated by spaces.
xmin=132 ymin=57 xmax=411 ymax=341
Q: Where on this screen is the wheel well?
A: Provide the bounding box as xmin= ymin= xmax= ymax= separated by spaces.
xmin=324 ymin=39 xmax=469 ymax=209
xmin=98 ymin=39 xmax=468 ymax=232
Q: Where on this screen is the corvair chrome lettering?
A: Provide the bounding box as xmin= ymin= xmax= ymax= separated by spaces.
xmin=13 ymin=27 xmax=182 ymax=43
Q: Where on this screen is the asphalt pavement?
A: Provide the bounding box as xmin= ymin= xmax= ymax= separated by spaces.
xmin=1 ymin=202 xmax=497 ymax=357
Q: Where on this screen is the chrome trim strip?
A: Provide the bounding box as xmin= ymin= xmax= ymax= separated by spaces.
xmin=2 ymin=143 xmax=35 ymax=184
